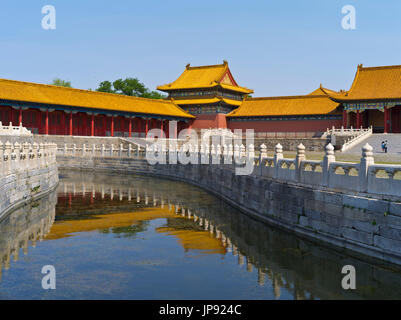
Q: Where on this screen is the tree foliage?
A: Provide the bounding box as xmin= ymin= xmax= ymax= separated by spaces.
xmin=51 ymin=78 xmax=72 ymax=88
xmin=96 ymin=77 xmax=165 ymax=99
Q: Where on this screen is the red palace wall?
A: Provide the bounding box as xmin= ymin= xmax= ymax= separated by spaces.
xmin=191 ymin=113 xmax=227 ymax=129
xmin=227 ymin=119 xmax=343 ymax=133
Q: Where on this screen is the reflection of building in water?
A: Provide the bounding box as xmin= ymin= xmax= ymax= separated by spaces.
xmin=54 ymin=170 xmax=401 ymax=300
xmin=0 ymin=192 xmax=57 ymax=281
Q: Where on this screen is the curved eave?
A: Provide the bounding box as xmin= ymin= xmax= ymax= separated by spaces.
xmin=173 ymin=97 xmax=242 ymax=107
xmin=0 ymin=98 xmax=195 ymax=120
xmin=226 ymin=110 xmax=340 ymax=118
xmin=157 ymin=82 xmax=253 ymax=95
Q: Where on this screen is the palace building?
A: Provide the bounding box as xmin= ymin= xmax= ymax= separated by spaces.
xmin=157 ymin=60 xmax=253 ymax=129
xmin=0 ymin=61 xmax=400 ymax=136
xmin=0 ymin=79 xmax=194 ymax=137
xmin=227 ymin=87 xmax=343 ymax=133
xmin=321 ymin=64 xmax=401 ymax=133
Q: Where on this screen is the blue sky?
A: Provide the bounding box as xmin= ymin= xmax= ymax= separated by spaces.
xmin=0 ymin=0 xmax=400 ymax=96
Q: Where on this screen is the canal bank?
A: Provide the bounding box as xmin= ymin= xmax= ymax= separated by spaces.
xmin=0 ymin=142 xmax=59 ymax=221
xmin=55 ymin=151 xmax=401 ymax=266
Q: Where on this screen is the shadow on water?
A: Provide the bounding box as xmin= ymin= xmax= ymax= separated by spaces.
xmin=1 ymin=169 xmax=401 ymax=299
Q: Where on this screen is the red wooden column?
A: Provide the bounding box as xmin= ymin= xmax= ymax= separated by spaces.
xmin=111 ymin=116 xmax=114 ymax=137
xmin=128 ymin=117 xmax=132 ymax=137
xmin=18 ymin=107 xmax=22 ymax=125
xmin=342 ymin=110 xmax=348 ymax=128
xmin=69 ymin=112 xmax=73 ymax=136
xmin=145 ymin=118 xmax=149 ymax=136
xmin=91 ymin=113 xmax=95 ymax=136
xmin=384 ymin=107 xmax=389 ymax=133
xmin=45 ymin=109 xmax=49 ymax=135
xmin=160 ymin=119 xmax=164 ymax=137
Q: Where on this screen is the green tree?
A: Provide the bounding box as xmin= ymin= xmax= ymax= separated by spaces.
xmin=51 ymin=78 xmax=72 ymax=88
xmin=96 ymin=81 xmax=114 ymax=93
xmin=95 ymin=77 xmax=166 ymax=99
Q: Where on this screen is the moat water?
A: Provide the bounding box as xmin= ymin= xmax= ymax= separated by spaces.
xmin=1 ymin=170 xmax=401 ymax=299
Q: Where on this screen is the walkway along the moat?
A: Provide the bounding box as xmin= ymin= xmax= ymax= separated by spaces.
xmin=53 ymin=141 xmax=401 ymax=265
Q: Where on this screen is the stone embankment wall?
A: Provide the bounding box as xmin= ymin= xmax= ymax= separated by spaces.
xmin=55 ymin=142 xmax=401 ymax=265
xmin=0 ymin=142 xmax=59 ymax=219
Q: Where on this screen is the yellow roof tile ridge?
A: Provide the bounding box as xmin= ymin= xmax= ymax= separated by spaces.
xmin=346 ymin=64 xmax=363 ymax=96
xmin=245 ymin=94 xmax=332 ymax=101
xmin=0 ymin=78 xmax=174 ymax=105
xmin=359 ymin=64 xmax=401 ymax=71
xmin=185 ymin=61 xmax=227 ymax=70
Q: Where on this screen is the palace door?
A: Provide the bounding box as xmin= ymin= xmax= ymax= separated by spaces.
xmin=391 ymin=106 xmax=401 ymax=133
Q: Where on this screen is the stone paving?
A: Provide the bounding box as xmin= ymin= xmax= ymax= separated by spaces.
xmin=344 ymin=134 xmax=401 ymax=155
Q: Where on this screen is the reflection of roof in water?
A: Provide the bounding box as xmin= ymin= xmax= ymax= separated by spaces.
xmin=156 ymin=226 xmax=226 ymax=254
xmin=45 ymin=207 xmax=226 ymax=254
xmin=46 ymin=207 xmax=175 ymax=240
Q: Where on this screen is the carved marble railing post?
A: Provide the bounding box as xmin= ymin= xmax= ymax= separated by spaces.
xmin=322 ymin=143 xmax=335 ymax=187
xmin=82 ymin=143 xmax=86 ymax=157
xmin=23 ymin=142 xmax=29 ymax=171
xmin=110 ymin=144 xmax=114 ymax=157
xmin=259 ymin=144 xmax=267 ymax=176
xmin=119 ymin=144 xmax=123 ymax=157
xmin=128 ymin=144 xmax=132 ymax=157
xmin=101 ymin=144 xmax=105 ymax=156
xmin=295 ymin=143 xmax=305 ymax=181
xmin=38 ymin=143 xmax=44 ymax=168
xmin=227 ymin=144 xmax=233 ymax=167
xmin=11 ymin=142 xmax=19 ymax=173
xmin=15 ymin=142 xmax=21 ymax=172
xmin=32 ymin=142 xmax=38 ymax=169
xmin=92 ymin=144 xmax=96 ymax=156
xmin=359 ymin=143 xmax=374 ymax=192
xmin=234 ymin=144 xmax=240 ymax=164
xmin=72 ymin=143 xmax=76 ymax=156
xmin=63 ymin=143 xmax=67 ymax=156
xmin=3 ymin=141 xmax=11 ymax=176
xmin=45 ymin=144 xmax=50 ymax=165
xmin=273 ymin=143 xmax=283 ymax=179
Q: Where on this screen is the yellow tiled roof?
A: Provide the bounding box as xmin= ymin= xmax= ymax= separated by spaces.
xmin=157 ymin=61 xmax=253 ymax=94
xmin=323 ymin=64 xmax=401 ymax=101
xmin=227 ymin=94 xmax=340 ymax=117
xmin=308 ymin=87 xmax=338 ymax=96
xmin=173 ymin=97 xmax=242 ymax=106
xmin=0 ymin=78 xmax=194 ymax=118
